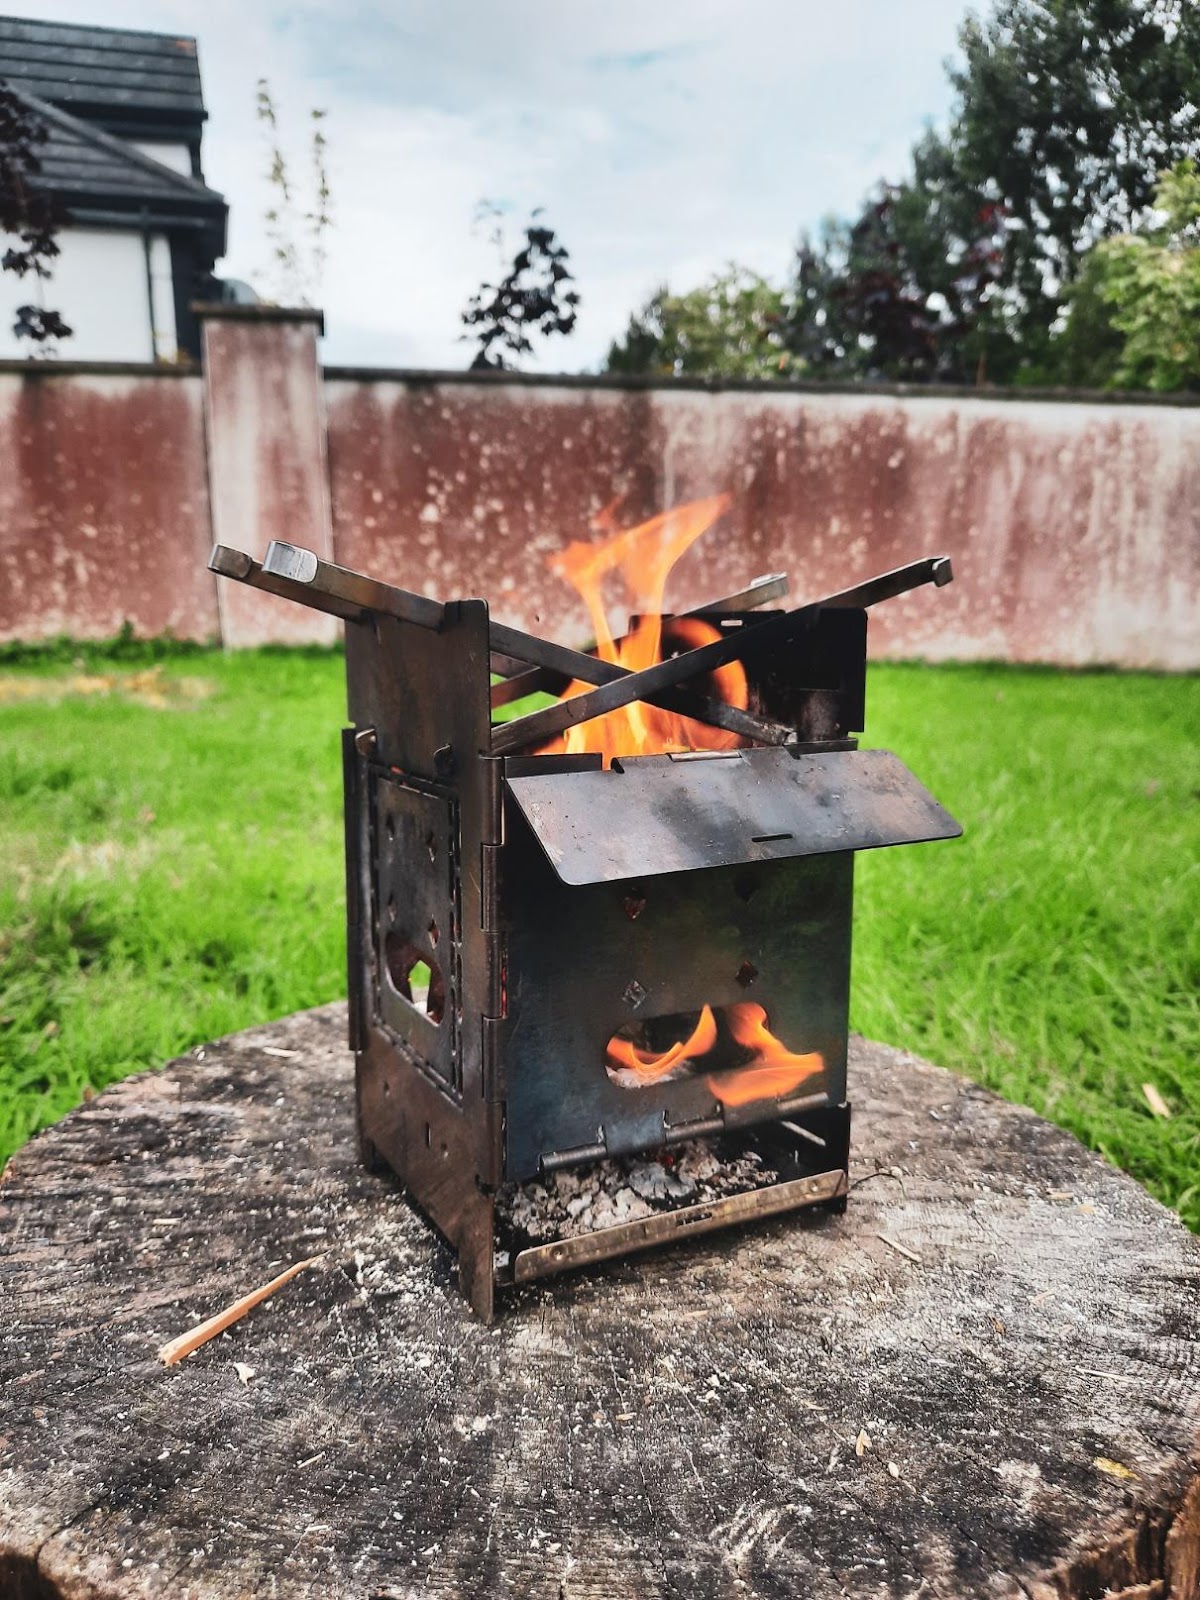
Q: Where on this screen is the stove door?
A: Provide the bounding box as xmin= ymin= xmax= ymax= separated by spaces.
xmin=506 ymin=746 xmax=961 ymax=886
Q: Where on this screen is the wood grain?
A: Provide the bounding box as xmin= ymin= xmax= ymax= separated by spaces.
xmin=2 ymin=1004 xmax=1198 ymax=1599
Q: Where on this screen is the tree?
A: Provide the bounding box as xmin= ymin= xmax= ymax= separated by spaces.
xmin=0 ymin=84 xmax=71 ymax=345
xmin=605 ymin=267 xmax=797 ymax=378
xmin=461 ymin=207 xmax=580 ymax=370
xmin=255 ymin=80 xmax=332 ymax=306
xmin=784 ymin=186 xmax=1006 ymax=383
xmin=1080 ymin=159 xmax=1200 ymax=391
xmin=928 ymin=0 xmax=1200 ymax=379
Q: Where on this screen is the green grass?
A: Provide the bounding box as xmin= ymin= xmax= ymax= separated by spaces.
xmin=1 ymin=649 xmax=1196 ymax=1228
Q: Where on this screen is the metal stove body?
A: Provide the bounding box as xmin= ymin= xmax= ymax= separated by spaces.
xmin=211 ymin=541 xmax=961 ymax=1318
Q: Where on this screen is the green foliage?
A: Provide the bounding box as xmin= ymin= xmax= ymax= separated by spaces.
xmin=1081 ymin=160 xmax=1200 ymax=391
xmin=1 ymin=650 xmax=1197 ymax=1234
xmin=1036 ymin=247 xmax=1126 ymax=389
xmin=939 ymin=0 xmax=1200 ymax=378
xmin=606 ymin=267 xmax=797 ymax=378
xmin=607 ymin=0 xmax=1200 ymax=387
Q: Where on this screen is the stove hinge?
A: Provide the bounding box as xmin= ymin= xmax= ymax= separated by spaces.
xmin=480 ymin=839 xmax=506 ymax=1099
xmin=342 ymin=727 xmax=369 ymax=1055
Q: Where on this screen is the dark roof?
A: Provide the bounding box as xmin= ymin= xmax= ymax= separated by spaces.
xmin=12 ymin=89 xmax=223 ymax=212
xmin=7 ymin=88 xmax=226 ymax=263
xmin=0 ymin=15 xmax=204 ymax=131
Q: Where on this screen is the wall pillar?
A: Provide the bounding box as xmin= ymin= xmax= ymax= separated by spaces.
xmin=198 ymin=305 xmax=337 ymax=646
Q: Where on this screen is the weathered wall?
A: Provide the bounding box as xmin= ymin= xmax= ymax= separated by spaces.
xmin=200 ymin=309 xmax=336 ymax=648
xmin=0 ymin=365 xmax=216 ymax=641
xmin=2 ymin=335 xmax=1198 ymax=669
xmin=325 ymin=378 xmax=1200 ymax=670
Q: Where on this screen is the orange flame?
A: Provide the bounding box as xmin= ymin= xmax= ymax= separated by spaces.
xmin=705 ymin=1004 xmax=824 ymax=1107
xmin=606 ymin=1005 xmax=718 ymax=1086
xmin=540 ymin=495 xmax=749 ymax=765
xmin=546 ymin=497 xmax=822 ymax=1109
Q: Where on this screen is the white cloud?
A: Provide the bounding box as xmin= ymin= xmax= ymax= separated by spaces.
xmin=9 ymin=0 xmax=971 ymax=369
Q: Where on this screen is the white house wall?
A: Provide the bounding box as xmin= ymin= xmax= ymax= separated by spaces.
xmin=129 ymin=140 xmax=193 ymax=177
xmin=0 ymin=227 xmax=178 ymax=364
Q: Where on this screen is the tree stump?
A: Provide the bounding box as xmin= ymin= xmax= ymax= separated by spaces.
xmin=2 ymin=1004 xmax=1198 ymax=1600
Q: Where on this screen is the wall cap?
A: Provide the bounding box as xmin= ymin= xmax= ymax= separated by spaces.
xmin=193 ymin=303 xmax=325 ymax=334
xmin=320 ymin=363 xmax=1200 ymax=409
xmin=0 ymin=359 xmax=199 ymax=379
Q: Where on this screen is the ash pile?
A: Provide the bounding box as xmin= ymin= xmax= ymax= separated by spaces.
xmin=496 ymin=1138 xmax=782 ymax=1252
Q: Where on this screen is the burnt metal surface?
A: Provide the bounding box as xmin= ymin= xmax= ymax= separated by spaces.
xmin=342 ymin=598 xmax=502 ymax=1316
xmin=507 ymin=746 xmax=962 ymax=886
xmin=497 ymin=803 xmax=854 ymax=1181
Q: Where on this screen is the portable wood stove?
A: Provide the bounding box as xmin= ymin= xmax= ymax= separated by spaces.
xmin=211 ymin=539 xmax=960 ymax=1317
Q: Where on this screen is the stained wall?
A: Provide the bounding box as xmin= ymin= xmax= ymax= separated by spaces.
xmin=2 ymin=333 xmax=1198 ymax=670
xmin=325 ymin=377 xmax=1200 ymax=670
xmin=0 ymin=365 xmax=215 ymax=641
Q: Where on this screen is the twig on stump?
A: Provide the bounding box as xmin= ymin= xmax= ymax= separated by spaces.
xmin=158 ymin=1255 xmax=323 ymax=1367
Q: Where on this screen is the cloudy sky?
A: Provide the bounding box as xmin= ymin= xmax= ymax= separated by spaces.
xmin=15 ymin=0 xmax=974 ymax=368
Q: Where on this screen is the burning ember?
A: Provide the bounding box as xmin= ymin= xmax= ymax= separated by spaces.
xmin=549 ymin=496 xmax=825 ymax=1108
xmin=538 ymin=494 xmax=749 ymax=764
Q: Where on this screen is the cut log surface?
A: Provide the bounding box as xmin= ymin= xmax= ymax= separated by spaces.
xmin=2 ymin=1005 xmax=1199 ymax=1600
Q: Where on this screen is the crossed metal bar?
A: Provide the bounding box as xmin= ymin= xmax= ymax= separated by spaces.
xmin=488 ymin=572 xmax=790 ymax=710
xmin=208 ymin=543 xmax=952 ymax=756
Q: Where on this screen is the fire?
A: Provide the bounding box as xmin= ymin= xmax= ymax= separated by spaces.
xmin=704 ymin=1003 xmax=824 ymax=1107
xmin=539 ymin=494 xmax=749 ymax=764
xmin=548 ymin=497 xmax=822 ymax=1109
xmin=605 ymin=1003 xmax=824 ymax=1107
xmin=605 ymin=1005 xmax=718 ymax=1086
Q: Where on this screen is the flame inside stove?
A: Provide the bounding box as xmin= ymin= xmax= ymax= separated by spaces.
xmin=537 ymin=494 xmax=749 ymax=765
xmin=705 ymin=1004 xmax=823 ymax=1107
xmin=544 ymin=496 xmax=824 ymax=1111
xmin=606 ymin=1004 xmax=824 ymax=1108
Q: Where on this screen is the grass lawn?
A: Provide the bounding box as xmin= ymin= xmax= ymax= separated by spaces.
xmin=1 ymin=643 xmax=1196 ymax=1229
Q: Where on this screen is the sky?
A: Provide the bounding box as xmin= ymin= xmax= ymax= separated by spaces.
xmin=12 ymin=0 xmax=975 ymax=369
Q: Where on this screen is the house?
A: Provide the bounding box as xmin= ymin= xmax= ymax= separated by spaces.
xmin=0 ymin=15 xmax=229 ymax=362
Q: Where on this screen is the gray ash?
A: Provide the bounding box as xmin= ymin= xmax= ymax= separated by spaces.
xmin=495 ymin=1139 xmax=781 ymax=1255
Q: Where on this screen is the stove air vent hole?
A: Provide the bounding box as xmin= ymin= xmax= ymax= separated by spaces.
xmin=734 ymin=869 xmax=760 ymax=903
xmin=383 ymin=933 xmax=445 ymax=1024
xmin=735 ymin=960 xmax=759 ymax=988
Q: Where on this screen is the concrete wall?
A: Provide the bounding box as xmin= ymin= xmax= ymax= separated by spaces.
xmin=325 ymin=378 xmax=1200 ymax=671
xmin=0 ymin=364 xmax=215 ymax=641
xmin=1 ymin=316 xmax=1198 ymax=669
xmin=201 ymin=309 xmax=336 ymax=647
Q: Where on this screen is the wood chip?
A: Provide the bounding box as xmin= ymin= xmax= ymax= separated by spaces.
xmin=877 ymin=1233 xmax=922 ymax=1264
xmin=887 ymin=1460 xmax=900 ymax=1479
xmin=1142 ymin=1083 xmax=1171 ymax=1119
xmin=855 ymin=1429 xmax=871 ymax=1457
xmin=158 ymin=1255 xmax=322 ymax=1367
xmin=234 ymin=1363 xmax=256 ymax=1384
xmin=1094 ymin=1456 xmax=1137 ymax=1481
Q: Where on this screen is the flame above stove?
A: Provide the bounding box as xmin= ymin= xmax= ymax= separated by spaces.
xmin=538 ymin=494 xmax=749 ymax=765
